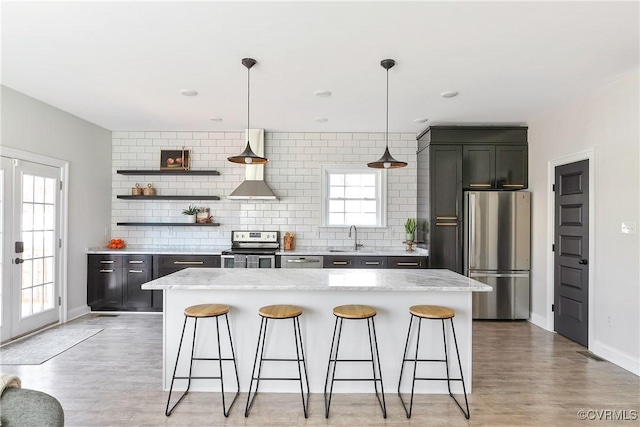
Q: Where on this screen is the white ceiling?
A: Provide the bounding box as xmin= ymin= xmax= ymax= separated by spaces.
xmin=2 ymin=1 xmax=638 ymax=133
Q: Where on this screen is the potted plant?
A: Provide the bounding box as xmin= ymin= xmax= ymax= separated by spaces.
xmin=405 ymin=218 xmax=416 ymax=242
xmin=182 ymin=205 xmax=199 ymax=223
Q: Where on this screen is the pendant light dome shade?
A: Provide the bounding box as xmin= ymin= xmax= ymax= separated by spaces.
xmin=228 ymin=58 xmax=268 ymax=165
xmin=367 ymin=59 xmax=407 ymax=169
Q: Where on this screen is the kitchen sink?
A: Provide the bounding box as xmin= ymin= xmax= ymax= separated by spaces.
xmin=329 ymin=249 xmax=348 ymax=252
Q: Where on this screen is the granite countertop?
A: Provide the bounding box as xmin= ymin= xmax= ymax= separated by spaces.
xmin=86 ymin=246 xmax=428 ymax=256
xmin=141 ymin=268 xmax=490 ymax=292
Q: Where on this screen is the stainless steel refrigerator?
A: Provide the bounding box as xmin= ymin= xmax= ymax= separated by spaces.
xmin=464 ymin=191 xmax=531 ymax=319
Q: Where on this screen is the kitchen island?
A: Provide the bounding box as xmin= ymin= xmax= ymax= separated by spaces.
xmin=142 ymin=268 xmax=491 ymax=394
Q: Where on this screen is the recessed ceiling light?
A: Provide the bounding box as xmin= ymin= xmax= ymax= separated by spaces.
xmin=180 ymin=89 xmax=198 ymax=96
xmin=209 ymin=117 xmax=223 ymax=122
xmin=414 ymin=118 xmax=429 ymax=123
xmin=314 ymin=90 xmax=332 ymax=97
xmin=441 ymin=91 xmax=459 ymax=98
xmin=314 ymin=117 xmax=329 ymax=123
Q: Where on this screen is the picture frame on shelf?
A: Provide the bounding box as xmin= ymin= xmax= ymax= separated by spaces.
xmin=160 ymin=149 xmax=190 ymax=170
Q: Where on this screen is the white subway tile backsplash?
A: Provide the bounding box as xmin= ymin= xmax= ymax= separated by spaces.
xmin=111 ymin=130 xmax=417 ymax=246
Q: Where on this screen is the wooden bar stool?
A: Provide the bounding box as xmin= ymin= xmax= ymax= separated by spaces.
xmin=165 ymin=304 xmax=239 ymax=417
xmin=245 ymin=304 xmax=310 ymax=418
xmin=324 ymin=304 xmax=386 ymax=418
xmin=397 ymin=305 xmax=469 ymax=419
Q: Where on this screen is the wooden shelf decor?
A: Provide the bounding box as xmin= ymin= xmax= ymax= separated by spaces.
xmin=117 ymin=170 xmax=220 ymax=176
xmin=117 ymin=195 xmax=221 ymax=201
xmin=116 ymin=222 xmax=221 ymax=227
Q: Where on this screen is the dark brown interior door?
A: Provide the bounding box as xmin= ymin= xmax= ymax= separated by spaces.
xmin=554 ymin=159 xmax=589 ymax=346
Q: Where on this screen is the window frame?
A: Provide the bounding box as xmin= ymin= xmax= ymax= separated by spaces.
xmin=320 ymin=164 xmax=387 ymax=228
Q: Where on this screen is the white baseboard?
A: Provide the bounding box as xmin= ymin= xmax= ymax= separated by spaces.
xmin=529 ymin=312 xmax=551 ymax=331
xmin=66 ymin=305 xmax=90 ymax=322
xmin=592 ymin=340 xmax=640 ymax=376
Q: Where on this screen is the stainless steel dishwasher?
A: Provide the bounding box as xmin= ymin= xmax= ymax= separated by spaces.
xmin=280 ymin=255 xmax=323 ymax=268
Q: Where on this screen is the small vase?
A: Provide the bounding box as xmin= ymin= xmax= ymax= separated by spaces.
xmin=405 ymin=233 xmax=414 ymax=242
xmin=185 ymin=215 xmax=196 ymax=223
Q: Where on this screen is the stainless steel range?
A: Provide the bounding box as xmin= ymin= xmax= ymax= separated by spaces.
xmin=221 ymin=231 xmax=280 ymax=268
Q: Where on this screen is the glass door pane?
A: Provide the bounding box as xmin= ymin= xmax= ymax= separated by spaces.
xmin=20 ymin=173 xmax=57 ymax=319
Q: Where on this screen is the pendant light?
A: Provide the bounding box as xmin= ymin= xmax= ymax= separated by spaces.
xmin=367 ymin=59 xmax=407 ymax=169
xmin=228 ymin=58 xmax=268 ymax=165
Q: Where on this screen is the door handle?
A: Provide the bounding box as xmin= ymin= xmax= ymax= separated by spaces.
xmin=14 ymin=257 xmax=24 ymax=264
xmin=578 ymin=259 xmax=588 ymax=265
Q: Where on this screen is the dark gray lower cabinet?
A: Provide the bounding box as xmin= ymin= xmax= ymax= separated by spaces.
xmin=87 ymin=255 xmax=122 ymax=310
xmin=387 ymin=256 xmax=428 ymax=269
xmin=356 ymin=256 xmax=387 ymax=269
xmin=429 ymin=222 xmax=462 ymax=272
xmin=88 ymin=254 xmax=156 ymax=311
xmin=154 ymin=254 xmax=220 ymax=277
xmin=323 ymin=255 xmax=427 ymax=269
xmin=88 ymin=254 xmax=221 ymax=312
xmin=323 ymin=256 xmax=356 ymax=268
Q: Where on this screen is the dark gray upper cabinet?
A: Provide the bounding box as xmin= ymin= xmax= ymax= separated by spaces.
xmin=495 ymin=145 xmax=528 ymax=189
xmin=463 ymin=145 xmax=495 ymax=189
xmin=462 ymin=144 xmax=527 ymax=190
xmin=430 ymin=145 xmax=463 ymax=219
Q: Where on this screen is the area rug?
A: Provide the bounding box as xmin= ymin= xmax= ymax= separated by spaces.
xmin=0 ymin=328 xmax=103 ymax=365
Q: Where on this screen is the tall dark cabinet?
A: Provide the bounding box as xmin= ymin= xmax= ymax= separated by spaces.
xmin=417 ymin=126 xmax=528 ymax=273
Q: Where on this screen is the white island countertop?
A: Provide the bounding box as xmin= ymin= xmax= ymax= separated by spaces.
xmin=141 ymin=267 xmax=491 ymax=292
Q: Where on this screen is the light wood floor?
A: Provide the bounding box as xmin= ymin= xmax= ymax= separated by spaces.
xmin=1 ymin=313 xmax=638 ymax=426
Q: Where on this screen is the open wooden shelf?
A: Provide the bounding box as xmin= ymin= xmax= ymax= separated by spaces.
xmin=116 ymin=222 xmax=221 ymax=227
xmin=117 ymin=169 xmax=220 ymax=176
xmin=117 ymin=195 xmax=220 ymax=201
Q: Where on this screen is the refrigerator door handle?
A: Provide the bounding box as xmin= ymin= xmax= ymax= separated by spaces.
xmin=469 ymin=193 xmax=476 ymax=270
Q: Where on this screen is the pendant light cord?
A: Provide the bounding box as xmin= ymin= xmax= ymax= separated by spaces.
xmin=385 ymin=66 xmax=389 ymax=150
xmin=247 ymin=65 xmax=251 ymax=134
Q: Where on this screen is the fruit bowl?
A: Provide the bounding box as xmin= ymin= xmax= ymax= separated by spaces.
xmin=107 ymin=239 xmax=125 ymax=249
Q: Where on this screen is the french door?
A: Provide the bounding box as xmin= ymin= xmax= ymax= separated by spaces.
xmin=1 ymin=156 xmax=61 ymax=341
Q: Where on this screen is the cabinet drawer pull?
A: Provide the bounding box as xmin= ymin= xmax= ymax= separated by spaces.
xmin=436 ymin=222 xmax=458 ymax=226
xmin=397 ymin=262 xmax=419 ymax=266
xmin=333 ymin=261 xmax=349 ymax=265
xmin=99 ymin=260 xmax=115 ymax=264
xmin=173 ymin=261 xmax=205 ymax=265
xmin=469 ymin=183 xmax=492 ymax=188
xmin=435 ymin=216 xmax=457 ymax=220
xmin=365 ymin=261 xmax=380 ymax=265
xmin=503 ymin=184 xmax=525 ymax=188
xmin=129 ymin=269 xmax=143 ymax=273
xmin=99 ymin=269 xmax=114 ymax=273
xmin=128 ymin=260 xmax=144 ymax=264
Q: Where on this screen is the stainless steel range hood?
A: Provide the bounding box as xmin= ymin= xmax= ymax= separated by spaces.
xmin=228 ymin=129 xmax=277 ymax=200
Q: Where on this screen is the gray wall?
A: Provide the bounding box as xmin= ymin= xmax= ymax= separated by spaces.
xmin=1 ymin=86 xmax=112 ymax=318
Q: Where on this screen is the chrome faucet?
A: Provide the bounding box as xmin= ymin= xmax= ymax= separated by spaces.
xmin=349 ymin=225 xmax=363 ymax=251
